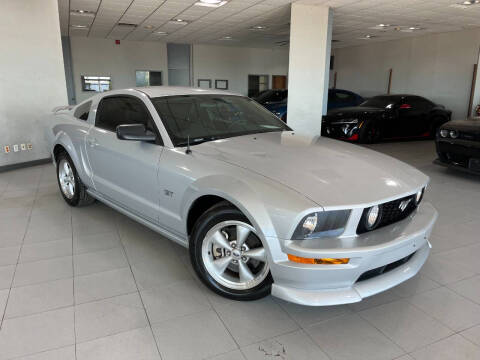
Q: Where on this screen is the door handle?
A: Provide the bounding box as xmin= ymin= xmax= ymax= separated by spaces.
xmin=87 ymin=138 xmax=98 ymax=147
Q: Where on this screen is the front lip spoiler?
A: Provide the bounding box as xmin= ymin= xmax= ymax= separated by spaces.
xmin=272 ymin=240 xmax=431 ymax=306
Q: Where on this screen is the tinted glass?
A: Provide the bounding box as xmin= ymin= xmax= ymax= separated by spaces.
xmin=96 ymin=96 xmax=152 ymax=132
xmin=335 ymin=91 xmax=356 ymax=103
xmin=151 ymin=95 xmax=291 ymax=146
xmin=254 ymin=90 xmax=287 ymax=104
xmin=74 ymin=101 xmax=92 ymax=121
xmin=360 ymin=96 xmax=401 ymax=108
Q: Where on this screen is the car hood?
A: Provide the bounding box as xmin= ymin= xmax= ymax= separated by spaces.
xmin=193 ymin=132 xmax=428 ymax=208
xmin=442 ymin=118 xmax=480 ymax=134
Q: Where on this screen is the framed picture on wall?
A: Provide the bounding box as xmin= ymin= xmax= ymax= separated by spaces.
xmin=215 ymin=79 xmax=228 ymax=90
xmin=197 ymin=79 xmax=211 ymax=89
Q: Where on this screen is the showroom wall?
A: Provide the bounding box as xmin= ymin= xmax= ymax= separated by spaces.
xmin=192 ymin=44 xmax=289 ymax=95
xmin=0 ymin=0 xmax=68 ymax=167
xmin=332 ymin=28 xmax=480 ymax=120
xmin=70 ymin=37 xmax=169 ymax=103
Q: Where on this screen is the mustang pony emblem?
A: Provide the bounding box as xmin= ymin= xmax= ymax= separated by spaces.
xmin=399 ymin=198 xmax=412 ymax=212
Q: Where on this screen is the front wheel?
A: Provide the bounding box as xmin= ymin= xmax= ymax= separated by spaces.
xmin=359 ymin=122 xmax=381 ymax=144
xmin=190 ymin=204 xmax=272 ymax=301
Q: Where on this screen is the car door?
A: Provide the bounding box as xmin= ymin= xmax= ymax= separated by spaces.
xmin=397 ymin=96 xmax=429 ymax=137
xmin=85 ymin=95 xmax=164 ymax=223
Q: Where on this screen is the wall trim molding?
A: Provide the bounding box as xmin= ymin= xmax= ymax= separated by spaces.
xmin=0 ymin=158 xmax=51 ymax=173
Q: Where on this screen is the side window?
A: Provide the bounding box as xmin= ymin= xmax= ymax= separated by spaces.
xmin=73 ymin=101 xmax=92 ymax=121
xmin=95 ymin=96 xmax=152 ymax=132
xmin=336 ymin=91 xmax=355 ymax=104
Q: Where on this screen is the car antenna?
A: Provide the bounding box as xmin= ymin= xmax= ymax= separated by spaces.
xmin=186 ymin=135 xmax=192 ymax=154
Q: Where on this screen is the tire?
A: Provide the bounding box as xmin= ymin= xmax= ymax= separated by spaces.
xmin=189 ymin=203 xmax=272 ymax=301
xmin=359 ymin=122 xmax=381 ymax=144
xmin=56 ymin=151 xmax=95 ymax=207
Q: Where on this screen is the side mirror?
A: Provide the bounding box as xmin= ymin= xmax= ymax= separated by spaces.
xmin=116 ymin=124 xmax=156 ymax=142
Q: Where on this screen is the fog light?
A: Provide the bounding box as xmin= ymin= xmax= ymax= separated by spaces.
xmin=288 ymin=254 xmax=349 ymax=264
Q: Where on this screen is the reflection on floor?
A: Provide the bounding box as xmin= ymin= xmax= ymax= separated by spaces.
xmin=0 ymin=140 xmax=479 ymax=360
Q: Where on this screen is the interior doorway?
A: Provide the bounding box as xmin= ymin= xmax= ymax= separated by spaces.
xmin=248 ymin=74 xmax=269 ymax=97
xmin=272 ymin=75 xmax=287 ymax=89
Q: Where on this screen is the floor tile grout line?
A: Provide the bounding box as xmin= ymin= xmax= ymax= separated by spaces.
xmin=169 ymin=239 xmax=245 ymax=353
xmin=0 ymin=167 xmax=42 ymax=330
xmin=5 ymin=343 xmax=75 ymax=360
xmin=270 ymin=298 xmax=335 ymax=360
xmin=115 ymin=218 xmax=164 ymax=360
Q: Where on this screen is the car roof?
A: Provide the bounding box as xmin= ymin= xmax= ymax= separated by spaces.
xmin=131 ymin=86 xmax=242 ymax=98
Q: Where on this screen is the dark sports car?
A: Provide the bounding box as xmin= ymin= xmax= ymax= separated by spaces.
xmin=434 ymin=118 xmax=480 ymax=174
xmin=322 ymin=94 xmax=452 ymax=143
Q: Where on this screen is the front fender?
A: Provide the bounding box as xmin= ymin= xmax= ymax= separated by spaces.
xmin=181 ymin=174 xmax=319 ymax=262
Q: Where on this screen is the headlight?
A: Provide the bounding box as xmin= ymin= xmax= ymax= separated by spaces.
xmin=439 ymin=129 xmax=449 ymax=138
xmin=292 ymin=210 xmax=350 ymax=240
xmin=450 ymin=130 xmax=459 ymax=139
xmin=415 ymin=188 xmax=425 ymax=205
xmin=365 ymin=205 xmax=381 ymax=230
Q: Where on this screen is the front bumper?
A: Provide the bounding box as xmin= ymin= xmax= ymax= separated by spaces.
xmin=435 ymin=138 xmax=480 ymax=174
xmin=270 ymin=202 xmax=437 ymax=306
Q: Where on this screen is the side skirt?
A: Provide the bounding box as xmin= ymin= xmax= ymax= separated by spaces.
xmin=86 ymin=189 xmax=189 ymax=248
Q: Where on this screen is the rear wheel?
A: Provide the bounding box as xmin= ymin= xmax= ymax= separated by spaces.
xmin=190 ymin=204 xmax=272 ymax=301
xmin=56 ymin=152 xmax=95 ymax=207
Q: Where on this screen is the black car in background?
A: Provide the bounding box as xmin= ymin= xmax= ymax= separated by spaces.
xmin=435 ymin=118 xmax=480 ymax=174
xmin=254 ymin=89 xmax=288 ymax=105
xmin=322 ymin=94 xmax=452 ymax=143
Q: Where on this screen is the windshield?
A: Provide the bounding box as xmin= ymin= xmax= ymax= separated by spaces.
xmin=151 ymin=95 xmax=291 ymax=147
xmin=360 ymin=96 xmax=398 ymax=109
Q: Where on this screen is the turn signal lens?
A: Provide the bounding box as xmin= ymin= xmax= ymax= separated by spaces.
xmin=287 ymin=254 xmax=349 ymax=265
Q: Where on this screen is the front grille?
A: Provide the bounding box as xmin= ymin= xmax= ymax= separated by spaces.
xmin=357 ymin=195 xmax=417 ymax=234
xmin=356 ymin=252 xmax=416 ymax=282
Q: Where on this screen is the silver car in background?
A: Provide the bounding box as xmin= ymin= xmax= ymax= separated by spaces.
xmin=46 ymin=87 xmax=437 ymax=306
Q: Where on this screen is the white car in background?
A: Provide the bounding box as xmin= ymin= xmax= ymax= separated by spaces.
xmin=45 ymin=87 xmax=437 ymax=306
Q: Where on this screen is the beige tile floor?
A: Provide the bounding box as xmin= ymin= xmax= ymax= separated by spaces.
xmin=0 ymin=140 xmax=479 ymax=360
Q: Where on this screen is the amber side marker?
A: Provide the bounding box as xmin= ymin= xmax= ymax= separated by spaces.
xmin=288 ymin=254 xmax=349 ymax=265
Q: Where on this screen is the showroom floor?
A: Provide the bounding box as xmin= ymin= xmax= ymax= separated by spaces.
xmin=0 ymin=140 xmax=479 ymax=360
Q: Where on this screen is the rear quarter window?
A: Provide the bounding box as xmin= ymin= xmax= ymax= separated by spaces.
xmin=74 ymin=101 xmax=92 ymax=121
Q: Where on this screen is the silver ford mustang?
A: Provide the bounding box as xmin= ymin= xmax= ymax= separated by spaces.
xmin=46 ymin=87 xmax=437 ymax=306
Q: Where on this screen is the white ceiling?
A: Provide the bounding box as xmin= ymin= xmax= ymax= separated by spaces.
xmin=58 ymin=0 xmax=480 ymax=48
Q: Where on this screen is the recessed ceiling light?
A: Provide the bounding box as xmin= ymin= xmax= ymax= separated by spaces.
xmin=360 ymin=34 xmax=376 ymax=39
xmin=249 ymin=25 xmax=267 ymax=30
xmin=155 ymin=31 xmax=168 ymax=35
xmin=144 ymin=25 xmax=155 ymax=30
xmin=195 ymin=0 xmax=227 ymax=7
xmin=462 ymin=0 xmax=480 ymax=5
xmin=378 ymin=24 xmax=390 ymax=27
xmin=219 ymin=36 xmax=233 ymax=40
xmin=71 ymin=9 xmax=95 ymax=15
xmin=171 ymin=19 xmax=188 ymax=25
xmin=70 ymin=24 xmax=88 ymax=28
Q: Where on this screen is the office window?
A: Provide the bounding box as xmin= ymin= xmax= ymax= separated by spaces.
xmin=81 ymin=75 xmax=111 ymax=92
xmin=136 ymin=70 xmax=162 ymax=87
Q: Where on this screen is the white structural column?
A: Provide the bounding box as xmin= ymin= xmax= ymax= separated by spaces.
xmin=287 ymin=2 xmax=333 ymax=135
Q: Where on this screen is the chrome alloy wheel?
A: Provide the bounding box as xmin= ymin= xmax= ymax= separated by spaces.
xmin=58 ymin=159 xmax=75 ymax=199
xmin=201 ymin=220 xmax=269 ymax=290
